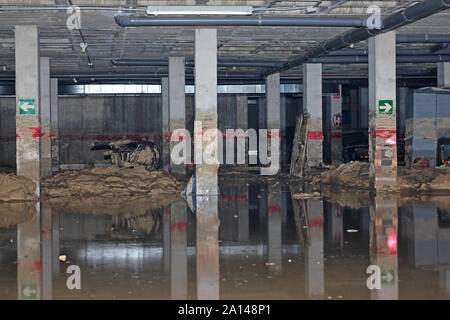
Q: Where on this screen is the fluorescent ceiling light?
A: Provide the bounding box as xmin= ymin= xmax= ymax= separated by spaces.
xmin=146 ymin=6 xmax=254 ymax=16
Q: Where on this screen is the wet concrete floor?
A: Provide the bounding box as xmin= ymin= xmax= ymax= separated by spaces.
xmin=0 ymin=180 xmax=449 ymax=300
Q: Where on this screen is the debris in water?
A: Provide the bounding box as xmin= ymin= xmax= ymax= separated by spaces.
xmin=59 ymin=255 xmax=67 ymax=262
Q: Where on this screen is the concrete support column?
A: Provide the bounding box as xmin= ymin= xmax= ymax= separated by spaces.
xmin=359 ymin=87 xmax=369 ymax=130
xmin=397 ymin=87 xmax=409 ymax=164
xmin=169 ymin=57 xmax=186 ymax=175
xmin=330 ymin=86 xmax=342 ymax=165
xmin=50 ymin=78 xmax=59 ymax=174
xmin=51 ymin=209 xmax=60 ymax=277
xmin=280 ymin=95 xmax=287 ymax=171
xmin=15 ymin=25 xmax=40 ymax=195
xmin=303 ymin=63 xmax=323 ymax=168
xmin=267 ymin=184 xmax=282 ymax=275
xmin=265 ymin=73 xmax=281 ymax=174
xmin=235 ymin=94 xmax=248 ymax=165
xmin=305 ymin=198 xmax=324 ymax=299
xmin=170 ymin=201 xmax=188 ymax=300
xmin=194 ymin=29 xmax=218 ymax=195
xmin=161 ymin=77 xmax=170 ymax=171
xmin=40 ymin=57 xmax=51 ymax=178
xmin=368 ymin=31 xmax=397 ymax=190
xmin=437 ymin=62 xmax=450 ymax=88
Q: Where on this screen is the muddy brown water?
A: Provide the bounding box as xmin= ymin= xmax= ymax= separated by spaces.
xmin=0 ymin=179 xmax=449 ymax=300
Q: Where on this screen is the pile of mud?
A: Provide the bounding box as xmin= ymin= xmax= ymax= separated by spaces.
xmin=0 ymin=202 xmax=36 ymax=227
xmin=42 ymin=166 xmax=185 ymax=199
xmin=319 ymin=161 xmax=450 ymax=193
xmin=320 ymin=161 xmax=370 ymax=189
xmin=0 ymin=174 xmax=37 ymax=202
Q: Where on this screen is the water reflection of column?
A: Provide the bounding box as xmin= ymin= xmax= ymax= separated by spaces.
xmin=237 ymin=185 xmax=249 ymax=242
xmin=196 ymin=196 xmax=220 ymax=300
xmin=258 ymin=184 xmax=268 ymax=251
xmin=328 ymin=203 xmax=343 ymax=248
xmin=369 ymin=196 xmax=398 ymax=300
xmin=41 ymin=206 xmax=53 ymax=300
xmin=163 ymin=206 xmax=171 ymax=274
xmin=52 ymin=209 xmax=60 ymax=278
xmin=170 ymin=201 xmax=188 ymax=300
xmin=267 ymin=184 xmax=282 ymax=274
xmin=305 ymin=198 xmax=324 ymax=299
xmin=17 ymin=203 xmax=41 ymax=300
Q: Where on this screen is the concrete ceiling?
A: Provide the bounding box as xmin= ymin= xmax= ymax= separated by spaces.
xmin=0 ymin=0 xmax=448 ymax=80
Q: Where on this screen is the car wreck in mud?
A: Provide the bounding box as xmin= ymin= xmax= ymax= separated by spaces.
xmin=90 ymin=140 xmax=161 ymax=171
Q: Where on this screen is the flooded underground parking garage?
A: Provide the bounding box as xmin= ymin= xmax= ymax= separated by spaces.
xmin=0 ymin=0 xmax=450 ymax=312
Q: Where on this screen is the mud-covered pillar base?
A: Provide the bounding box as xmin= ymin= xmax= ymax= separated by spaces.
xmin=303 ymin=63 xmax=323 ymax=168
xmin=437 ymin=62 xmax=450 ymax=88
xmin=368 ymin=31 xmax=397 ymax=191
xmin=15 ymin=25 xmax=40 ymax=196
xmin=169 ymin=57 xmax=186 ymax=175
xmin=40 ymin=57 xmax=51 ymax=178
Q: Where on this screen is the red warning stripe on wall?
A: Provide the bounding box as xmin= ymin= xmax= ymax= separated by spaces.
xmin=307 ymin=131 xmax=323 ymax=140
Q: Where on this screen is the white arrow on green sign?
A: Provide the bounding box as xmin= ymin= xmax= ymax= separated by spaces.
xmin=378 ymin=100 xmax=393 ymax=114
xmin=19 ymin=99 xmax=36 ymax=115
xmin=381 ymin=270 xmax=395 ymax=283
xmin=21 ymin=284 xmax=37 ymax=299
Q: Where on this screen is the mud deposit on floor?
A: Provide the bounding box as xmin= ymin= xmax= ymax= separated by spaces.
xmin=0 ymin=174 xmax=37 ymax=201
xmin=319 ymin=161 xmax=450 ymax=193
xmin=42 ymin=166 xmax=185 ymax=198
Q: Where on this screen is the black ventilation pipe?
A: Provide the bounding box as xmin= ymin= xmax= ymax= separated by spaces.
xmin=397 ymin=34 xmax=450 ymax=43
xmin=308 ymin=55 xmax=450 ymax=64
xmin=329 ymin=45 xmax=450 ymax=56
xmin=114 ymin=15 xmax=367 ymax=27
xmin=111 ymin=58 xmax=284 ymax=68
xmin=266 ymin=0 xmax=450 ymax=75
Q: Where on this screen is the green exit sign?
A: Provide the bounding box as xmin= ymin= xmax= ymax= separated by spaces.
xmin=378 ymin=100 xmax=393 ymax=114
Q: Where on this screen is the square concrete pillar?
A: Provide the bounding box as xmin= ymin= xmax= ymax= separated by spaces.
xmin=280 ymin=95 xmax=287 ymax=171
xmin=235 ymin=94 xmax=248 ymax=165
xmin=437 ymin=62 xmax=450 ymax=88
xmin=15 ymin=25 xmax=40 ymax=196
xmin=50 ymin=78 xmax=59 ymax=173
xmin=330 ymin=86 xmax=342 ymax=165
xmin=265 ymin=73 xmax=281 ymax=174
xmin=368 ymin=31 xmax=397 ymax=191
xmin=303 ymin=63 xmax=323 ymax=168
xmin=161 ymin=77 xmax=170 ymax=171
xmin=194 ymin=29 xmax=218 ymax=195
xmin=359 ymin=87 xmax=369 ymax=129
xmin=169 ymin=57 xmax=186 ymax=175
xmin=40 ymin=57 xmax=51 ymax=178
